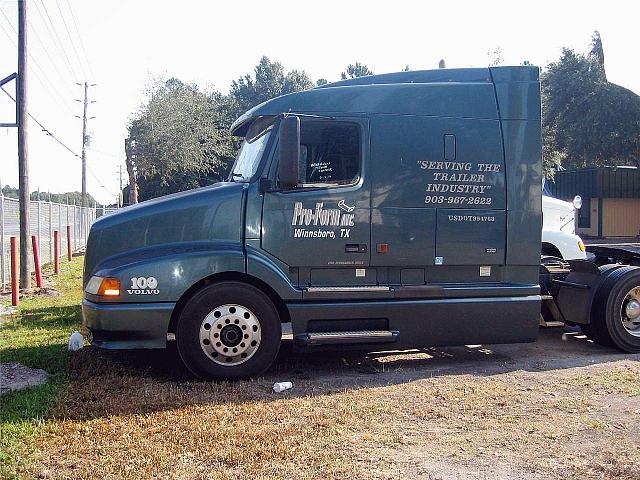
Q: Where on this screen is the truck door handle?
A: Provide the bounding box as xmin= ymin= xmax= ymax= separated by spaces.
xmin=345 ymin=244 xmax=367 ymax=253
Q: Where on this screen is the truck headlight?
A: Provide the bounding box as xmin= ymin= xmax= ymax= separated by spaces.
xmin=85 ymin=276 xmax=121 ymax=297
xmin=573 ymin=195 xmax=582 ymax=209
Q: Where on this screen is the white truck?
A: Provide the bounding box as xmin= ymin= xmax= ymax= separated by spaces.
xmin=542 ymin=179 xmax=586 ymax=260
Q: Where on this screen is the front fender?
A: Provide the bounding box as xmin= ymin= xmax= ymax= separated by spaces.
xmin=542 ymin=230 xmax=586 ymax=260
xmin=246 ymin=243 xmax=302 ymax=301
xmin=84 ymin=241 xmax=245 ymax=303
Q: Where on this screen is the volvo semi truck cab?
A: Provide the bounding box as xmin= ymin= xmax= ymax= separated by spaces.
xmin=82 ymin=66 xmax=640 ymax=379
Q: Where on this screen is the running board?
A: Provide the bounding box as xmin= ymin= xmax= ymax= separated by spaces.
xmin=295 ymin=330 xmax=400 ymax=346
xmin=306 ymin=286 xmax=390 ymax=293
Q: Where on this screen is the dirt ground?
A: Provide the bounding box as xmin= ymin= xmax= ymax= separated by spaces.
xmin=0 ymin=362 xmax=49 ymax=395
xmin=16 ymin=325 xmax=638 ymax=480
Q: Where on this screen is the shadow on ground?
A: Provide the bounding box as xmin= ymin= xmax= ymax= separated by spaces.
xmin=44 ymin=325 xmax=638 ymax=421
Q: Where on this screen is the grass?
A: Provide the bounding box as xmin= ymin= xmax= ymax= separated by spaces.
xmin=570 ymin=365 xmax=640 ymax=396
xmin=1 ymin=258 xmax=639 ymax=479
xmin=0 ymin=259 xmax=84 ymax=477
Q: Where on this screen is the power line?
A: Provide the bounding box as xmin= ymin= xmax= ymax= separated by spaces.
xmin=54 ymin=0 xmax=87 ymax=79
xmin=0 ymin=9 xmax=76 ymax=116
xmin=36 ymin=0 xmax=77 ymax=80
xmin=26 ymin=16 xmax=75 ymax=98
xmin=87 ymin=164 xmax=116 ymax=196
xmin=64 ymin=0 xmax=95 ymax=79
xmin=32 ymin=0 xmax=75 ymax=80
xmin=1 ymin=85 xmax=80 ymax=158
xmin=0 ymin=18 xmax=73 ymax=117
xmin=2 ymin=85 xmax=115 ymax=198
xmin=0 ymin=16 xmax=16 ymax=53
xmin=87 ymin=146 xmax=122 ymax=160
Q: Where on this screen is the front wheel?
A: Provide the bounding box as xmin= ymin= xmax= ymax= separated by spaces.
xmin=176 ymin=282 xmax=282 ymax=379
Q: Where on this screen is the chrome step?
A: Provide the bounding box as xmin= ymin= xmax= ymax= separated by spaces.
xmin=306 ymin=286 xmax=390 ymax=293
xmin=295 ymin=330 xmax=399 ymax=346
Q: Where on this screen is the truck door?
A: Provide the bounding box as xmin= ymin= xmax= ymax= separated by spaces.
xmin=370 ymin=114 xmax=506 ymax=273
xmin=261 ymin=118 xmax=371 ymax=286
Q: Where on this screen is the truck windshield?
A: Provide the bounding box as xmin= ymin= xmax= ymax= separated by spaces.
xmin=230 ymin=116 xmax=275 ymax=181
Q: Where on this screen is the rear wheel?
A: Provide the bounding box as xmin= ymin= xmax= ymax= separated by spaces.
xmin=579 ymin=323 xmax=594 ymax=339
xmin=176 ymin=282 xmax=282 ymax=379
xmin=591 ymin=267 xmax=640 ymax=353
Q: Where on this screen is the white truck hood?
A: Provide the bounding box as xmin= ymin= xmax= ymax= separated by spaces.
xmin=543 ymin=195 xmax=575 ymax=233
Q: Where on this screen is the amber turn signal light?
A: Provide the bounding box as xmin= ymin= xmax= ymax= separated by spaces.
xmin=85 ymin=276 xmax=121 ymax=297
xmin=98 ymin=278 xmax=121 ymax=296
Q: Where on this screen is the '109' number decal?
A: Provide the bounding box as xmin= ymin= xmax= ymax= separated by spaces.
xmin=128 ymin=276 xmax=159 ymax=295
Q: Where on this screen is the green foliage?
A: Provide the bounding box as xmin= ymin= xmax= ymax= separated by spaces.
xmin=1 ymin=185 xmax=18 ymax=198
xmin=0 ymin=259 xmax=84 ymax=477
xmin=1 ymin=186 xmax=100 ymax=206
xmin=128 ymin=78 xmax=237 ymax=201
xmin=31 ymin=190 xmax=99 ymax=205
xmin=128 ymin=57 xmax=314 ymax=200
xmin=230 ymin=56 xmax=313 ymax=118
xmin=127 ymin=43 xmax=639 ymax=198
xmin=542 ymin=44 xmax=640 ymax=173
xmin=341 ymin=62 xmax=374 ymax=80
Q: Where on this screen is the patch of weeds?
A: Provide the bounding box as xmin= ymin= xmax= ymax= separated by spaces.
xmin=571 ymin=366 xmax=640 ymax=396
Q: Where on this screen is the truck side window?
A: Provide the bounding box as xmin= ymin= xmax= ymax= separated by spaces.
xmin=299 ymin=121 xmax=360 ymax=186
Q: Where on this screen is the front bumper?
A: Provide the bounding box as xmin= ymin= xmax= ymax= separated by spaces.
xmin=82 ymin=299 xmax=175 ymax=349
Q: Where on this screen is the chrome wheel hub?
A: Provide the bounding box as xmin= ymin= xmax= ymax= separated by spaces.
xmin=621 ymin=287 xmax=640 ymax=337
xmin=199 ymin=304 xmax=261 ymax=365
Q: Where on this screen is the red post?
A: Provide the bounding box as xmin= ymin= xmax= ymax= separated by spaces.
xmin=66 ymin=225 xmax=72 ymax=261
xmin=31 ymin=235 xmax=43 ymax=288
xmin=10 ymin=236 xmax=18 ymax=306
xmin=54 ymin=230 xmax=60 ymax=274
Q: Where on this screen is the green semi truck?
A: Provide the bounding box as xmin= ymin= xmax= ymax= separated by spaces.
xmin=82 ymin=66 xmax=640 ymax=379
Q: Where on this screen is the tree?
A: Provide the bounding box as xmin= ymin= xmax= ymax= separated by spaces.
xmin=341 ymin=62 xmax=373 ymax=80
xmin=487 ymin=47 xmax=503 ymax=66
xmin=542 ymin=41 xmax=640 ymax=173
xmin=589 ymin=31 xmax=606 ymax=80
xmin=1 ymin=185 xmax=18 ymax=198
xmin=230 ymin=56 xmax=313 ymax=117
xmin=128 ymin=78 xmax=237 ymax=201
xmin=316 ymin=78 xmax=329 ymax=86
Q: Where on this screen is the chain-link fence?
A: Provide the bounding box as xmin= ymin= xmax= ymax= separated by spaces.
xmin=0 ymin=194 xmax=118 ymax=290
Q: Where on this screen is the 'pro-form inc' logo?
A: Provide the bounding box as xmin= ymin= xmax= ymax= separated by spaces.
xmin=127 ymin=276 xmax=159 ymax=295
xmin=291 ymin=200 xmax=356 ymax=239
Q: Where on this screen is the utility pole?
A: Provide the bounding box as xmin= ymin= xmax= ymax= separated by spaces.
xmin=80 ymin=82 xmax=88 ymax=208
xmin=124 ymin=138 xmax=138 ymax=205
xmin=17 ymin=0 xmax=30 ymax=289
xmin=118 ymin=165 xmax=123 ymax=207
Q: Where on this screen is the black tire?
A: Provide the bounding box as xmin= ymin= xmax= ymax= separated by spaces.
xmin=176 ymin=281 xmax=282 ymax=380
xmin=591 ymin=266 xmax=640 ymax=353
xmin=579 ymin=323 xmax=594 ymax=339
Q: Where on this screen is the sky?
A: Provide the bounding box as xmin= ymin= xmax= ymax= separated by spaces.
xmin=1 ymin=0 xmax=639 ymax=205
